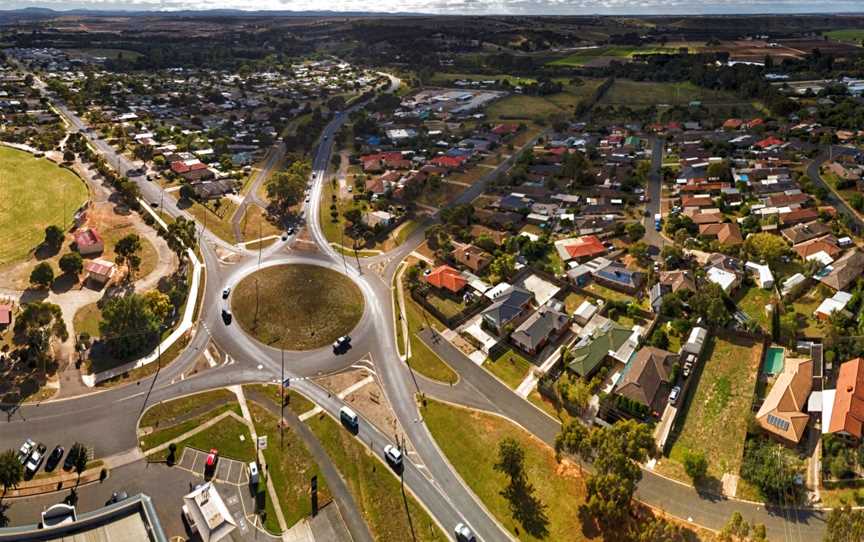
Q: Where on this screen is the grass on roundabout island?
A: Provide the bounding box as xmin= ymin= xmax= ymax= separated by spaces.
xmin=232 ymin=264 xmax=364 ymax=351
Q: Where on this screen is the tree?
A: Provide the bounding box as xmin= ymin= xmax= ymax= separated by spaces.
xmin=493 ymin=438 xmax=548 ymax=537
xmin=489 ymin=253 xmax=516 ymax=282
xmin=59 ymin=252 xmax=83 ymax=276
xmin=690 ymin=282 xmax=730 ymax=327
xmin=718 ymin=511 xmax=767 ymax=542
xmin=649 ymin=328 xmax=669 ymax=350
xmin=343 ymin=208 xmax=362 ymax=226
xmin=29 ymin=262 xmax=54 ymax=289
xmin=628 ymin=242 xmax=650 ymax=265
xmin=0 ymin=449 xmax=23 ymax=497
xmin=71 ymin=443 xmax=88 ymax=484
xmin=744 ymin=232 xmax=789 ymax=267
xmin=179 ymin=183 xmax=196 ymax=201
xmin=740 ymin=438 xmax=801 ymax=503
xmin=166 ymin=217 xmax=197 ymax=259
xmin=825 ymin=505 xmax=864 ymax=542
xmin=626 ymin=222 xmax=646 ymax=242
xmin=43 ymin=225 xmax=64 ymax=251
xmin=682 ymin=450 xmax=708 ymax=482
xmin=115 ymin=234 xmax=142 ymax=278
xmin=13 ymin=301 xmax=66 ymax=371
xmin=266 ymin=160 xmax=311 ymax=212
xmin=555 ymin=421 xmax=591 ymax=470
xmin=99 ymin=293 xmax=162 ymax=358
xmin=142 ymin=290 xmax=173 ymax=323
xmin=494 ymin=438 xmax=527 ymax=485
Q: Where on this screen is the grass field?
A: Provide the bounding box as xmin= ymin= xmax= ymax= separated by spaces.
xmin=583 ymin=282 xmax=635 ymax=304
xmin=240 ymin=204 xmax=282 ymax=241
xmin=429 ymin=72 xmax=537 ymax=86
xmin=185 ymin=198 xmax=238 ymax=244
xmin=139 ymin=402 xmax=242 ymax=452
xmin=232 ymin=264 xmax=364 ymax=351
xmin=422 ymin=399 xmax=596 ymax=541
xmin=0 ymin=146 xmax=89 ymax=265
xmin=140 ymin=389 xmax=236 ymax=429
xmin=665 ymin=335 xmax=762 ymax=482
xmin=484 ymin=347 xmax=533 ymax=389
xmin=249 ymin=402 xmax=329 ymax=529
xmin=547 ymin=45 xmax=679 ymax=67
xmin=306 ymin=413 xmax=446 ymax=542
xmin=600 ymin=80 xmax=744 ymax=107
xmin=485 ymin=79 xmax=604 ymax=123
xmin=824 ymin=29 xmax=864 ymax=45
xmin=790 ymin=286 xmax=828 ymax=338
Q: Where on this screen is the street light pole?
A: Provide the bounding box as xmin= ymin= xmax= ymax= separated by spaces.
xmin=280 ymin=347 xmax=285 ymax=449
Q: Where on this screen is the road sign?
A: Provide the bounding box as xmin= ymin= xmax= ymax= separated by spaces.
xmin=257 ymin=436 xmax=268 ymax=450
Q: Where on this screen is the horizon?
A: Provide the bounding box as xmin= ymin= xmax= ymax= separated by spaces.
xmin=4 ymin=0 xmax=864 ymax=16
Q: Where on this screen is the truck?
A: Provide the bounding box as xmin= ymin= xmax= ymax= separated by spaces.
xmin=654 ymin=213 xmax=662 ymax=231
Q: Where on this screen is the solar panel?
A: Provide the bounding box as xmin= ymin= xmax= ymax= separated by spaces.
xmin=766 ymin=414 xmax=790 ymax=431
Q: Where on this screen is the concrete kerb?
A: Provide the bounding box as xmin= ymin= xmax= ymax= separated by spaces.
xmin=83 ymin=199 xmax=203 ymax=386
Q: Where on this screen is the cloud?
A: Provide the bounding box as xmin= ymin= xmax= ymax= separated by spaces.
xmin=3 ymin=0 xmax=864 ymax=14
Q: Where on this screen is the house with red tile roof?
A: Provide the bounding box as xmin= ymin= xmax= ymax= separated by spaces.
xmin=491 ymin=123 xmax=519 ymax=136
xmin=755 ymin=136 xmax=784 ymax=149
xmin=829 ymin=358 xmax=864 ymax=440
xmin=723 ymin=118 xmax=744 ymax=130
xmin=430 ymin=155 xmax=468 ymax=170
xmin=779 ymin=208 xmax=820 ymax=227
xmin=554 ymin=235 xmax=607 ymax=262
xmin=74 ymin=228 xmax=104 ymax=256
xmin=680 ymin=194 xmax=715 ymax=208
xmin=423 ymin=265 xmax=467 ymax=293
xmin=84 ymin=258 xmax=116 ymax=285
xmin=756 ymin=357 xmax=812 ymax=444
xmin=747 ymin=118 xmax=765 ymax=129
xmin=699 ymin=222 xmax=743 ymax=246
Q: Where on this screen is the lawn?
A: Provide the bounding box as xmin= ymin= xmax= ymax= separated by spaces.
xmin=306 ymin=413 xmax=446 ymax=542
xmin=563 ymin=292 xmax=588 ymax=315
xmin=485 ymin=79 xmax=603 ymax=122
xmin=527 ymin=389 xmax=575 ymax=425
xmin=139 ymin=402 xmax=242 ymax=452
xmin=240 ymin=204 xmax=282 ymax=241
xmin=249 ymin=402 xmax=329 ymax=529
xmin=394 ymin=219 xmax=421 ymax=245
xmin=95 ymin=218 xmax=159 ymax=280
xmin=182 ymin=414 xmax=256 ymax=462
xmin=547 ymin=45 xmax=679 ymax=67
xmin=73 ymin=302 xmax=102 ymax=338
xmin=140 ymin=389 xmax=237 ymax=429
xmin=600 ymin=80 xmax=743 ymax=107
xmin=184 ymin=198 xmax=238 ymax=244
xmin=790 ymin=287 xmax=828 ymax=338
xmin=403 ymin=288 xmax=458 ymax=383
xmin=583 ymin=282 xmax=634 ymax=304
xmin=734 ymin=285 xmax=775 ymax=333
xmin=244 ymin=383 xmax=315 ymax=417
xmin=232 ymin=264 xmax=364 ymax=351
xmin=484 ymin=348 xmax=533 ymax=389
xmin=666 ymin=335 xmax=762 ymax=482
xmin=423 ymin=290 xmax=466 ymax=320
xmin=422 ymin=398 xmax=595 ymax=541
xmin=0 ymin=146 xmax=89 ymax=265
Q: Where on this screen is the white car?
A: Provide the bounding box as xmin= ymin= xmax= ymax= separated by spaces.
xmin=454 ymin=522 xmax=476 ymax=542
xmin=25 ymin=444 xmax=46 ymax=475
xmin=383 ymin=444 xmax=403 ymax=468
xmin=18 ymin=439 xmax=35 ymax=464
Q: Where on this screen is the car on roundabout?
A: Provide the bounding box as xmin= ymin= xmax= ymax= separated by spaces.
xmin=332 ymin=335 xmax=351 ymax=354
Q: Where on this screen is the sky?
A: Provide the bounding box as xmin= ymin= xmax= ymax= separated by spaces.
xmin=2 ymin=0 xmax=864 ymax=15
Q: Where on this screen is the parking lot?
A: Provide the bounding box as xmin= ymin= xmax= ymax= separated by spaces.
xmin=176 ymin=447 xmax=250 ymax=486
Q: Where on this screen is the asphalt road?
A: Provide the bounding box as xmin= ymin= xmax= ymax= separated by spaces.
xmin=806 ymin=146 xmax=864 ymax=235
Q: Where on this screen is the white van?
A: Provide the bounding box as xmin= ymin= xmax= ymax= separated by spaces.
xmin=248 ymin=461 xmax=260 ymax=486
xmin=339 ymin=406 xmax=359 ymax=432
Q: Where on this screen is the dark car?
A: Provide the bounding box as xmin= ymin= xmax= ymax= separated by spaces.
xmin=106 ymin=491 xmax=128 ymax=506
xmin=63 ymin=446 xmax=80 ymax=471
xmin=44 ymin=446 xmax=64 ymax=472
xmin=221 ymin=309 xmax=232 ymax=325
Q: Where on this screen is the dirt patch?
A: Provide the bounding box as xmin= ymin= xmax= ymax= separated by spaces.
xmin=315 ymin=368 xmax=368 ymax=395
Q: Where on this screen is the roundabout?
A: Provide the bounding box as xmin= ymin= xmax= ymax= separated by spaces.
xmin=230 ymin=263 xmax=365 ymax=351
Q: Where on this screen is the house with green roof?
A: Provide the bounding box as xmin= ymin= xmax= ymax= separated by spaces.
xmin=566 ymin=319 xmax=634 ymax=378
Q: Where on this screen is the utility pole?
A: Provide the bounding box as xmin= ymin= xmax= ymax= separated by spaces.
xmin=280 ymin=347 xmax=285 ymax=449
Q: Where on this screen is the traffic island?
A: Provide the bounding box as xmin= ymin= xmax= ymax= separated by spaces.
xmin=231 ymin=264 xmax=364 ymax=351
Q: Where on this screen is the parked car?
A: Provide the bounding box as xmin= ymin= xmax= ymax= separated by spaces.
xmin=63 ymin=446 xmax=80 ymax=471
xmin=669 ymin=386 xmax=682 ymax=406
xmin=25 ymin=444 xmax=47 ymax=476
xmin=454 ymin=522 xmax=476 ymax=542
xmin=383 ymin=444 xmax=403 ymax=470
xmin=45 ymin=446 xmax=64 ymax=472
xmin=18 ymin=439 xmax=35 ymax=464
xmin=205 ymin=449 xmax=219 ymax=471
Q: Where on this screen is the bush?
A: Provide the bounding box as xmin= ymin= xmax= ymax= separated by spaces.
xmin=683 ymin=450 xmax=708 ymax=482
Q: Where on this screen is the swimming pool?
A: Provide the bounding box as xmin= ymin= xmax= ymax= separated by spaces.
xmin=763 ymin=346 xmax=785 ymax=375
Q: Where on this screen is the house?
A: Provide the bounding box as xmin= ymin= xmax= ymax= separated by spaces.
xmin=74 ymin=228 xmax=104 ymax=256
xmin=745 ymin=261 xmax=775 ymax=289
xmin=781 ymin=221 xmax=832 ymax=245
xmin=470 ymin=225 xmax=508 ymax=246
xmin=793 ymin=237 xmax=841 ymax=261
xmin=614 ymin=346 xmax=677 ymax=413
xmin=554 ymin=235 xmax=607 ymax=262
xmin=510 ymin=304 xmax=570 ymax=355
xmin=699 ymin=222 xmax=743 ymax=246
xmin=815 ymin=291 xmax=853 ymax=320
xmin=592 ymin=261 xmax=645 ymax=295
xmin=659 ymin=270 xmax=697 ymax=293
xmin=364 ymin=210 xmax=393 ymax=228
xmin=84 ymin=258 xmax=116 ymax=285
xmin=828 ymin=358 xmax=864 ymax=440
xmin=649 ymin=283 xmax=669 ymax=314
xmin=756 ymin=357 xmax=813 ymax=444
xmin=820 ymin=250 xmax=864 ymax=291
xmin=705 ymin=254 xmax=743 ymax=293
xmin=190 ymin=179 xmax=236 ymax=200
xmin=423 ymin=265 xmax=467 ymax=294
xmin=723 ymin=118 xmax=744 ymax=130
xmin=451 ymin=243 xmax=492 ymax=273
xmin=481 ymin=286 xmax=534 ymax=334
xmin=0 ymin=304 xmax=11 ymax=327
xmin=566 ymin=318 xmax=634 ymax=377
xmin=779 ymin=208 xmax=821 ymax=227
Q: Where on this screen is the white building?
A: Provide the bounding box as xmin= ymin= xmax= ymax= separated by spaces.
xmin=745 ymin=261 xmax=775 ymax=289
xmin=182 ymin=482 xmax=236 ymax=542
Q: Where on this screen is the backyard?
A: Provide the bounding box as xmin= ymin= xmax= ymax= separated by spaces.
xmin=734 ymin=285 xmax=774 ymax=333
xmin=662 ymin=334 xmax=763 ymax=485
xmin=790 ymin=286 xmax=828 ymax=338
